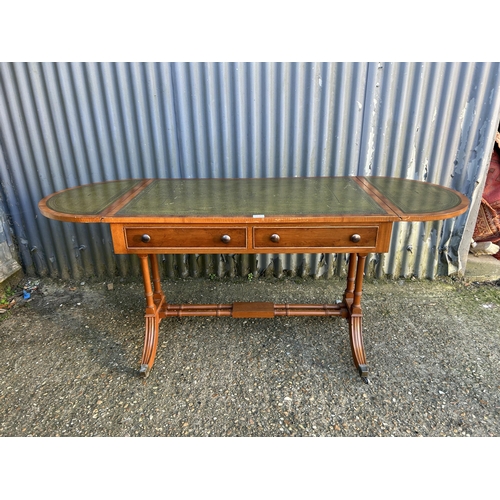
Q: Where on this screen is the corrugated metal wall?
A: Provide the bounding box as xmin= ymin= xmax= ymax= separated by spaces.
xmin=0 ymin=190 xmax=21 ymax=281
xmin=1 ymin=62 xmax=500 ymax=280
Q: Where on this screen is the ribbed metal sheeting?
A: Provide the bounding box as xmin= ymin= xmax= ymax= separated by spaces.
xmin=1 ymin=62 xmax=500 ymax=281
xmin=0 ymin=192 xmax=21 ymax=281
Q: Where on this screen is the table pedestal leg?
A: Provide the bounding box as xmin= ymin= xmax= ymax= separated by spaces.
xmin=343 ymin=253 xmax=369 ymax=381
xmin=135 ymin=252 xmax=370 ymax=381
xmin=138 ymin=254 xmax=165 ymax=378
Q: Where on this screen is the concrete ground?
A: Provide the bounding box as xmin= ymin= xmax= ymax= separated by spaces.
xmin=1 ymin=253 xmax=499 ymax=495
xmin=463 ymin=252 xmax=500 ymax=281
xmin=1 ymin=253 xmax=499 ymax=438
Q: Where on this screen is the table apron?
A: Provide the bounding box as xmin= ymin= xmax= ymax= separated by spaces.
xmin=110 ymin=222 xmax=393 ymax=254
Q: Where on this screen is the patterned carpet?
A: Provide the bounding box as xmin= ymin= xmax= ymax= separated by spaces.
xmin=473 ymin=133 xmax=500 ymax=260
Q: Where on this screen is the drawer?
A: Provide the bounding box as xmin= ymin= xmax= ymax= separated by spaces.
xmin=124 ymin=227 xmax=247 ymax=250
xmin=253 ymin=226 xmax=379 ymax=250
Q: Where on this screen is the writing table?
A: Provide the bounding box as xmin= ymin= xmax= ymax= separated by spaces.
xmin=39 ymin=177 xmax=469 ymax=381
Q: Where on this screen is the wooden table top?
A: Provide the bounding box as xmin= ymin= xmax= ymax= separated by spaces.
xmin=39 ymin=176 xmax=470 ymax=224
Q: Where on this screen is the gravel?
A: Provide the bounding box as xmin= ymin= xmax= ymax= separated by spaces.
xmin=1 ymin=275 xmax=499 ymax=438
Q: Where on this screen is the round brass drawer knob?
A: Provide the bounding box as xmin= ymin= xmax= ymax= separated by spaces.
xmin=141 ymin=234 xmax=151 ymax=243
xmin=350 ymin=234 xmax=361 ymax=243
xmin=221 ymin=234 xmax=231 ymax=244
xmin=270 ymin=233 xmax=280 ymax=243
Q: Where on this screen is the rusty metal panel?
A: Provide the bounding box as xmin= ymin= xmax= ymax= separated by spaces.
xmin=1 ymin=62 xmax=500 ymax=280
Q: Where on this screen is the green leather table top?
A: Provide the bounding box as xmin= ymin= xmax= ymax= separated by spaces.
xmin=39 ymin=176 xmax=469 ymax=223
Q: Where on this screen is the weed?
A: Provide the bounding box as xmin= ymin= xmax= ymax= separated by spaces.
xmin=0 ymin=286 xmax=13 ymax=306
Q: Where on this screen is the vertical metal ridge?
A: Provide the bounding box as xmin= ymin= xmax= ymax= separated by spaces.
xmin=1 ymin=62 xmax=500 ymax=280
xmin=0 ymin=63 xmax=34 ymax=273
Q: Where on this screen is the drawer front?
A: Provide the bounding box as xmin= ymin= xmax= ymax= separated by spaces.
xmin=253 ymin=226 xmax=379 ymax=250
xmin=124 ymin=227 xmax=247 ymax=250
